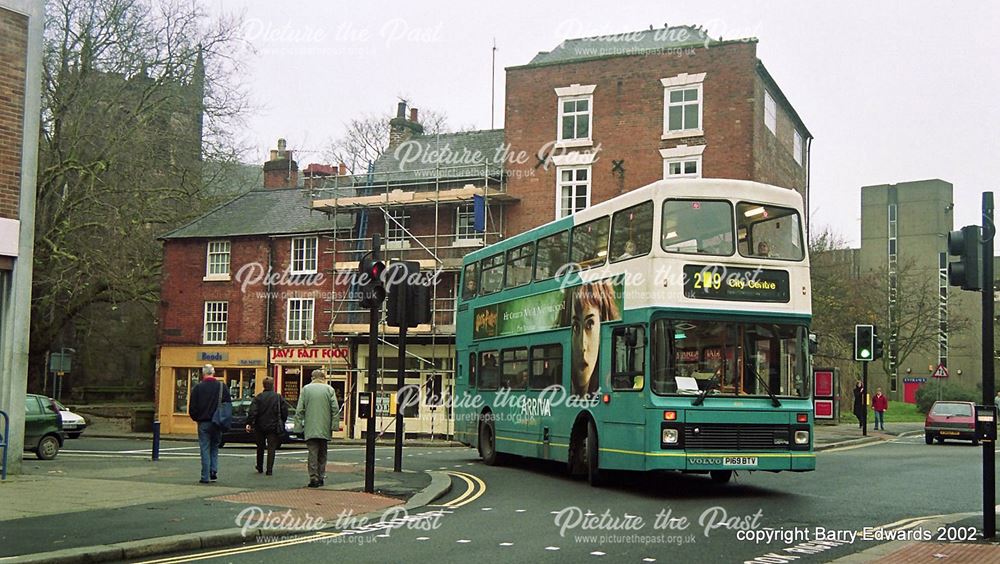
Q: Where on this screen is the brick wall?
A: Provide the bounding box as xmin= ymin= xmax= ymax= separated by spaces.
xmin=503 ymin=42 xmax=759 ymax=236
xmin=0 ymin=7 xmax=27 ymax=220
xmin=159 ymin=235 xmax=349 ymax=346
xmin=751 ymin=73 xmax=808 ymax=196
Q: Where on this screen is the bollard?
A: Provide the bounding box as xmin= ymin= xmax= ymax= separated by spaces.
xmin=152 ymin=420 xmax=160 ymax=461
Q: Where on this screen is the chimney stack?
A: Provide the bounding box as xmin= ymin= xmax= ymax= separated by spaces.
xmin=338 ymin=162 xmax=347 ymax=176
xmin=263 ymin=137 xmax=299 ymax=189
xmin=388 ymin=101 xmax=424 ymax=150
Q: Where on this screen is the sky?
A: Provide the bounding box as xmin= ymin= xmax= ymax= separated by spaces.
xmin=212 ymin=0 xmax=1000 ymax=246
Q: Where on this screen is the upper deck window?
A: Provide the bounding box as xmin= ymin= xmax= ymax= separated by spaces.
xmin=610 ymin=201 xmax=653 ymax=262
xmin=570 ymin=216 xmax=610 ymax=270
xmin=534 ymin=230 xmax=569 ymax=281
xmin=661 ymin=200 xmax=734 ymax=256
xmin=736 ymin=203 xmax=804 ymax=261
xmin=461 ymin=262 xmax=478 ymax=301
xmin=480 ymin=253 xmax=505 ymax=295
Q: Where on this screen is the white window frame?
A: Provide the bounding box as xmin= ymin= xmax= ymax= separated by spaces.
xmin=555 ymin=84 xmax=596 ymax=148
xmin=661 ymin=73 xmax=706 ymax=140
xmin=203 ymin=301 xmax=228 ymax=344
xmin=555 ymin=165 xmax=591 ymax=219
xmin=204 ymin=240 xmax=231 ymax=281
xmin=664 ymin=157 xmax=702 ymax=178
xmin=793 ymin=129 xmax=803 ymax=165
xmin=385 ymin=208 xmax=411 ymax=249
xmin=764 ymin=90 xmax=777 ymax=135
xmin=659 ymin=144 xmax=706 ymax=179
xmin=290 ymin=237 xmax=318 ymax=275
xmin=454 ymin=204 xmax=482 ymax=246
xmin=285 ymin=298 xmax=315 ymax=344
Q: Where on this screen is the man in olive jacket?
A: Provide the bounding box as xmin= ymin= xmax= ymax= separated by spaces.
xmin=294 ymin=369 xmax=340 ymax=488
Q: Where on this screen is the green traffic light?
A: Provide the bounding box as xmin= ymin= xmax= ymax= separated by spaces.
xmin=861 ymin=349 xmax=871 ymax=359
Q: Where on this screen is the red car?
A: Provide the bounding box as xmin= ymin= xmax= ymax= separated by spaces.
xmin=924 ymin=401 xmax=977 ymax=445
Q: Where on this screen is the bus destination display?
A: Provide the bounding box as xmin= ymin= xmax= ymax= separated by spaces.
xmin=683 ymin=265 xmax=790 ymax=303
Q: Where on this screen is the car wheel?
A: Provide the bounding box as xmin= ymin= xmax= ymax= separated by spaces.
xmin=936 ymin=436 xmax=945 ymax=444
xmin=479 ymin=414 xmax=500 ymax=466
xmin=925 ymin=433 xmax=933 ymax=445
xmin=585 ymin=419 xmax=605 ymax=487
xmin=972 ymin=438 xmax=980 ymax=446
xmin=68 ymin=433 xmax=81 ymax=439
xmin=710 ymin=470 xmax=734 ymax=484
xmin=36 ymin=435 xmax=60 ymax=460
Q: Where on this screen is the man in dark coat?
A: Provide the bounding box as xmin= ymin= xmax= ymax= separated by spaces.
xmin=246 ymin=377 xmax=288 ymax=475
xmin=188 ymin=364 xmax=231 ymax=483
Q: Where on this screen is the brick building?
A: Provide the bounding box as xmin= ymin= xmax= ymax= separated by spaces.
xmin=156 ymin=140 xmax=353 ymax=435
xmin=503 ymin=26 xmax=811 ymax=235
xmin=0 ymin=0 xmax=43 ymax=474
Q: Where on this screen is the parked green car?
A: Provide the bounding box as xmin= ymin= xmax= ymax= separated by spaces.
xmin=24 ymin=394 xmax=64 ymax=460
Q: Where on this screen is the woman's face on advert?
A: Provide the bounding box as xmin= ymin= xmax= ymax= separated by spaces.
xmin=572 ymin=300 xmax=601 ymax=392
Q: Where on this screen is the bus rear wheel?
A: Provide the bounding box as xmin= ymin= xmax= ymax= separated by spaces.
xmin=585 ymin=420 xmax=605 ymax=487
xmin=479 ymin=416 xmax=500 ymax=466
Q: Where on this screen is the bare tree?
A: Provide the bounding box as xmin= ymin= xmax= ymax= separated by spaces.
xmin=31 ymin=0 xmax=250 ymax=387
xmin=323 ymin=104 xmax=449 ymax=175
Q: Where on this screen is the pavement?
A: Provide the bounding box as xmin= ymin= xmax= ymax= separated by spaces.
xmin=0 ymin=436 xmax=453 ymax=564
xmin=813 ymin=420 xmax=926 ymax=451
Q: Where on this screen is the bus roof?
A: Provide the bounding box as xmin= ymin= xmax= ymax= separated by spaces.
xmin=464 ymin=178 xmax=805 ymax=264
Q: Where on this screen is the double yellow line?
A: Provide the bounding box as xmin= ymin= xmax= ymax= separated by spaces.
xmin=137 ymin=470 xmax=486 ymax=563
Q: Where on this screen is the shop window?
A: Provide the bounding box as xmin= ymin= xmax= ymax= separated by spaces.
xmin=174 ymin=368 xmax=201 ymax=414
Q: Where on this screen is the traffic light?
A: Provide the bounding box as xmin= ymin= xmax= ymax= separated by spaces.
xmin=872 ymin=334 xmax=884 ymax=361
xmin=386 ymin=261 xmax=432 ymax=327
xmin=947 ymin=225 xmax=982 ymax=291
xmin=358 ymin=255 xmax=386 ymax=309
xmin=854 ymin=324 xmax=874 ymax=361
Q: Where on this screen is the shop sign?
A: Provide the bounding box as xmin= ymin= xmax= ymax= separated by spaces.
xmin=239 ymin=359 xmax=265 ymax=366
xmin=270 ymin=347 xmax=350 ymax=364
xmin=197 ymin=352 xmax=229 ymax=362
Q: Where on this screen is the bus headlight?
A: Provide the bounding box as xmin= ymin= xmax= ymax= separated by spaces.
xmin=794 ymin=430 xmax=810 ymax=445
xmin=662 ymin=428 xmax=679 ymax=444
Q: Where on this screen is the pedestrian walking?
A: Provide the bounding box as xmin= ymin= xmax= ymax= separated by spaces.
xmin=188 ymin=364 xmax=231 ymax=484
xmin=853 ymin=379 xmax=867 ymax=431
xmin=294 ymin=369 xmax=340 ymax=488
xmin=246 ymin=377 xmax=288 ymax=476
xmin=872 ymin=387 xmax=888 ymax=431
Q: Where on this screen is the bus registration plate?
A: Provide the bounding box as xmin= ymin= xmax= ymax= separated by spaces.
xmin=723 ymin=456 xmax=758 ymax=467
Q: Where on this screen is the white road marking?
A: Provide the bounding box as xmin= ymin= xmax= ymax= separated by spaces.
xmin=590 ymin=551 xmax=606 ymax=556
xmin=515 ymin=509 xmax=526 ymax=513
xmin=457 ymin=539 xmax=471 ymax=544
xmin=416 ymin=537 xmax=430 ymax=541
xmin=499 ymin=542 xmax=513 ymax=547
xmin=481 ymin=507 xmax=492 ymax=511
xmin=545 ymin=546 xmax=560 ymax=551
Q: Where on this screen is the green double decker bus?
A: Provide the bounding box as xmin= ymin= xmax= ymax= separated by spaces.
xmin=454 ymin=178 xmax=815 ymax=485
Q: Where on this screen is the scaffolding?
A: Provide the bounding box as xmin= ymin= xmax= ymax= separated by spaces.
xmin=310 ymin=163 xmax=516 ymax=438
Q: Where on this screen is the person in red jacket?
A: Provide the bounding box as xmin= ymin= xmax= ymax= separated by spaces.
xmin=872 ymin=387 xmax=888 ymax=431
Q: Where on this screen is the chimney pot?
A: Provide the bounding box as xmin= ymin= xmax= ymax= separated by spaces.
xmin=396 ymin=101 xmax=406 ymax=118
xmin=277 ymin=138 xmax=286 ymax=152
xmin=338 ymin=162 xmax=347 ymax=176
xmin=410 ymin=108 xmax=418 ymax=122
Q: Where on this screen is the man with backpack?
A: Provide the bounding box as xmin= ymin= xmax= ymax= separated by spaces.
xmin=188 ymin=364 xmax=231 ymax=483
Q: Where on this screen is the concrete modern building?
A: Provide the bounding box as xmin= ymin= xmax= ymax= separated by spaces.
xmin=858 ymin=179 xmax=992 ymax=401
xmin=0 ymin=0 xmax=43 ymax=475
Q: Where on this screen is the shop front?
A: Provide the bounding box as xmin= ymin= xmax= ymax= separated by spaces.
xmin=268 ymin=345 xmax=351 ymax=439
xmin=353 ymin=342 xmax=455 ymax=440
xmin=156 ymin=346 xmax=268 ymax=435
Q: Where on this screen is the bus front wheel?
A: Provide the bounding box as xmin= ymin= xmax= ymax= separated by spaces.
xmin=479 ymin=416 xmax=500 ymax=466
xmin=710 ymin=470 xmax=733 ymax=484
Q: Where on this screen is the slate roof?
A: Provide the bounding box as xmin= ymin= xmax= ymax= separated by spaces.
xmin=367 ymin=129 xmax=505 ymax=184
xmin=162 ymin=186 xmax=351 ymax=239
xmin=522 ymin=26 xmax=725 ymax=67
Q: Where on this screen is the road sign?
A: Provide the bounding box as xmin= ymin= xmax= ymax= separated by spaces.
xmin=932 ymin=364 xmax=950 ymax=379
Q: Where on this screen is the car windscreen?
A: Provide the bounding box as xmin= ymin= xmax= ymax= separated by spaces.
xmin=931 ymin=403 xmax=973 ymax=416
